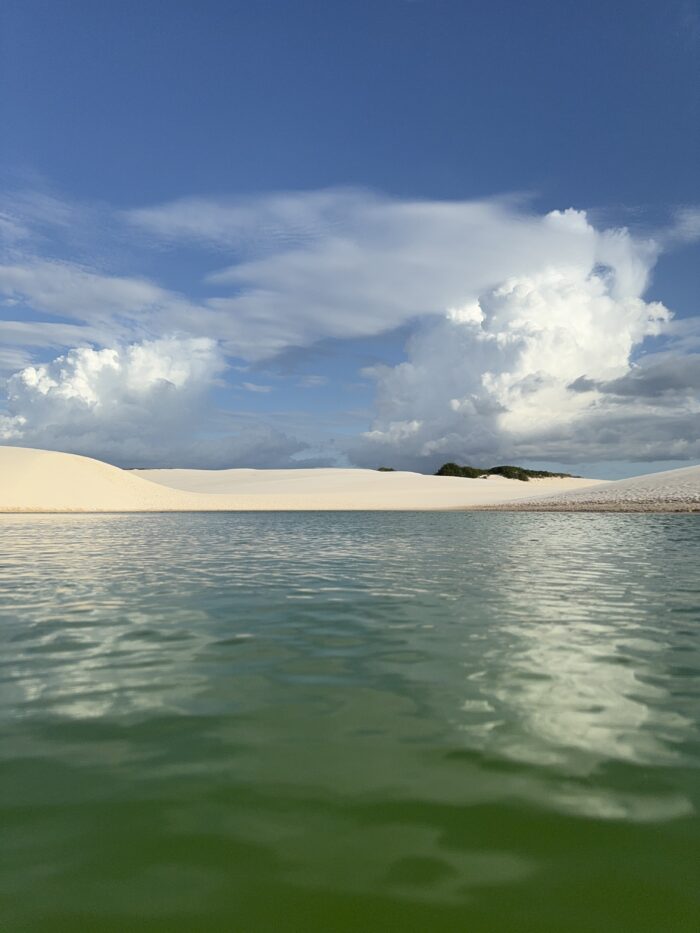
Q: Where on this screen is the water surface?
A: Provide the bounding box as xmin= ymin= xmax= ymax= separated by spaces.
xmin=1 ymin=513 xmax=699 ymax=931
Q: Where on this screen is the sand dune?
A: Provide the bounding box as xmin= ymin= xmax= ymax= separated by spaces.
xmin=0 ymin=445 xmax=603 ymax=512
xmin=134 ymin=465 xmax=602 ymax=510
xmin=492 ymin=463 xmax=700 ymax=512
xmin=0 ymin=446 xmax=207 ymax=512
xmin=2 ymin=445 xmax=698 ymax=512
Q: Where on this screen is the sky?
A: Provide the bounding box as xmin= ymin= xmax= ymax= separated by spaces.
xmin=0 ymin=0 xmax=698 ymax=477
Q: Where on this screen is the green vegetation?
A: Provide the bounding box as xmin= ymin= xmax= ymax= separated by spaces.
xmin=377 ymin=466 xmax=396 ymax=472
xmin=435 ymin=462 xmax=577 ymax=482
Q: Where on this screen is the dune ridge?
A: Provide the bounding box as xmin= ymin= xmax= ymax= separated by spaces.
xmin=1 ymin=445 xmax=699 ymax=512
xmin=483 ymin=464 xmax=700 ymax=512
xmin=1 ymin=445 xmax=603 ymax=512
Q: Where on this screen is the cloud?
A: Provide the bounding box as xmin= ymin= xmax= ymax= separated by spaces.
xmin=0 ymin=336 xmax=222 ymax=449
xmin=0 ymin=346 xmax=33 ymax=377
xmin=240 ymin=381 xmax=273 ymax=393
xmin=126 ymin=191 xmax=662 ymax=360
xmin=3 ymin=189 xmax=665 ymax=365
xmin=2 ymin=186 xmax=698 ymax=467
xmin=0 ymin=336 xmax=310 ymax=467
xmin=669 ymin=206 xmax=700 ymax=244
xmin=0 ymin=259 xmax=177 ymax=327
xmin=125 ymin=188 xmax=369 ymax=251
xmin=578 ymin=353 xmax=700 ymax=398
xmin=298 ymin=375 xmax=329 ymax=388
xmin=0 ymin=212 xmax=30 ymax=244
xmin=349 ymin=264 xmax=693 ymax=469
xmin=0 ymin=255 xmax=227 ymax=366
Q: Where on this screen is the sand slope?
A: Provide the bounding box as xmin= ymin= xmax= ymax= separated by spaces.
xmin=0 ymin=446 xmax=603 ymax=512
xmin=4 ymin=445 xmax=698 ymax=512
xmin=133 ymin=466 xmax=603 ymax=509
xmin=493 ymin=464 xmax=700 ymax=512
xmin=0 ymin=446 xmax=208 ymax=512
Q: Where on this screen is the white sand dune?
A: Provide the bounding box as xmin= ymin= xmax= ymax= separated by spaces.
xmin=2 ymin=445 xmax=698 ymax=512
xmin=134 ymin=465 xmax=602 ymax=510
xmin=0 ymin=446 xmax=208 ymax=512
xmin=493 ymin=464 xmax=700 ymax=512
xmin=0 ymin=445 xmax=602 ymax=512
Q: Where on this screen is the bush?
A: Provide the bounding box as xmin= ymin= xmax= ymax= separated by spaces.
xmin=435 ymin=462 xmax=482 ymax=478
xmin=435 ymin=462 xmax=577 ymax=482
xmin=488 ymin=465 xmax=531 ymax=481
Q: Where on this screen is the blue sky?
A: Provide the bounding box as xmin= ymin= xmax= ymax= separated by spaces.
xmin=1 ymin=0 xmax=698 ymax=476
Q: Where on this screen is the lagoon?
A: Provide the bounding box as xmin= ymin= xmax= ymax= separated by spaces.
xmin=1 ymin=512 xmax=699 ymax=931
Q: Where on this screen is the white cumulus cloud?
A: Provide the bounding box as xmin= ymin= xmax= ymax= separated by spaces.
xmin=0 ymin=338 xmax=210 ymax=462
xmin=351 ymin=263 xmax=690 ymax=468
xmin=0 ymin=336 xmax=314 ymax=467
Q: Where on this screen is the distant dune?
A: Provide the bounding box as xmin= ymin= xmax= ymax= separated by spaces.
xmin=1 ymin=445 xmax=698 ymax=512
xmin=0 ymin=446 xmax=603 ymax=512
xmin=486 ymin=464 xmax=700 ymax=512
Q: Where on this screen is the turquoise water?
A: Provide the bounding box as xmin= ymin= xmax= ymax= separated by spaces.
xmin=1 ymin=512 xmax=699 ymax=932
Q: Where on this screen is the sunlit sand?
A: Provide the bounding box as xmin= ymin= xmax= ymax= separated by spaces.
xmin=0 ymin=445 xmax=600 ymax=511
xmin=489 ymin=464 xmax=700 ymax=512
xmin=1 ymin=445 xmax=698 ymax=512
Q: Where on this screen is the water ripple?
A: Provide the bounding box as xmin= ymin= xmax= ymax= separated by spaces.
xmin=1 ymin=512 xmax=699 ymax=930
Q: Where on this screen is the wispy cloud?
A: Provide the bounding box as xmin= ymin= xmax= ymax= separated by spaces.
xmin=240 ymin=381 xmax=273 ymax=393
xmin=298 ymin=375 xmax=329 ymax=388
xmin=669 ymin=205 xmax=700 ymax=244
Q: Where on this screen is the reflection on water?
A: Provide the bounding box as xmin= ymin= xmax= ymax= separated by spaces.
xmin=1 ymin=513 xmax=699 ymax=931
xmin=455 ymin=518 xmax=695 ymax=772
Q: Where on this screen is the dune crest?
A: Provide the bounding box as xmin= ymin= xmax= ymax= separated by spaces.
xmin=1 ymin=445 xmax=603 ymax=512
xmin=0 ymin=446 xmax=204 ymax=512
xmin=2 ymin=445 xmax=698 ymax=512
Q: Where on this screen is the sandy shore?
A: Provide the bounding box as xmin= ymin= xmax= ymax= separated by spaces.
xmin=0 ymin=446 xmax=602 ymax=512
xmin=480 ymin=464 xmax=700 ymax=512
xmin=1 ymin=445 xmax=698 ymax=512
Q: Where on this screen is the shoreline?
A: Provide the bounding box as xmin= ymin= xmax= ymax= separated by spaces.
xmin=474 ymin=503 xmax=700 ymax=513
xmin=2 ymin=503 xmax=700 ymax=514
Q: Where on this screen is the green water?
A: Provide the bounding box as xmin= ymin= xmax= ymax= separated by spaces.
xmin=1 ymin=512 xmax=699 ymax=932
